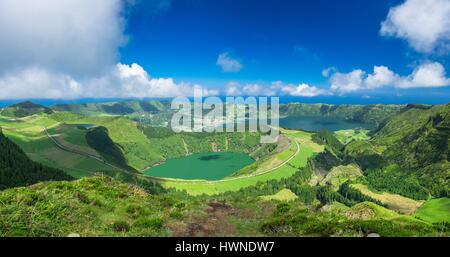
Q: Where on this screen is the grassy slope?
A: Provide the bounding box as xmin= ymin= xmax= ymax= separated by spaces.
xmin=0 ymin=114 xmax=116 ymax=178
xmin=415 ymin=198 xmax=450 ymax=223
xmin=164 ymin=130 xmax=322 ymax=195
xmin=280 ymin=103 xmax=403 ymax=126
xmin=334 ymin=129 xmax=370 ymax=145
xmin=0 ymin=177 xmax=172 ymax=236
xmin=320 ymin=165 xmax=363 ymax=190
xmin=351 ymin=184 xmax=423 ymax=215
xmin=1 ymin=176 xmax=444 ymax=237
xmin=260 ymin=189 xmax=298 ymax=202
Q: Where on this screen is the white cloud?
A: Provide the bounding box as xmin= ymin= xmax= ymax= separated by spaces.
xmin=242 ymin=84 xmax=275 ymax=96
xmin=216 ymin=52 xmax=243 ymax=73
xmin=329 ymin=62 xmax=450 ymax=94
xmin=87 ymin=63 xmax=211 ymax=98
xmin=225 ymin=82 xmax=242 ymax=96
xmin=222 ymin=82 xmax=277 ymax=96
xmin=0 ymin=0 xmax=126 ymax=76
xmin=330 ymin=70 xmax=365 ymax=94
xmin=222 ymin=81 xmax=329 ymax=97
xmin=322 ymin=67 xmax=337 ymax=77
xmin=0 ymin=63 xmax=218 ymax=99
xmin=281 ymin=83 xmax=329 ymax=97
xmin=0 ymin=1 xmax=220 ymax=99
xmin=0 ymin=67 xmax=83 ymax=99
xmin=380 ymin=0 xmax=450 ymax=53
xmin=396 ymin=62 xmax=450 ymax=88
xmin=365 ymin=66 xmax=399 ymax=89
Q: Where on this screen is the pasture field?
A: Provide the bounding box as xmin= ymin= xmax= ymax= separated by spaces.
xmin=334 ymin=129 xmax=370 ymax=145
xmin=0 ymin=114 xmax=117 ymax=178
xmin=351 ymin=184 xmax=423 ymax=215
xmin=260 ymin=189 xmax=298 ymax=202
xmin=415 ymin=198 xmax=450 ymax=223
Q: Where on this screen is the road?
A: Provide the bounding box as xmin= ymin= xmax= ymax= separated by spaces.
xmin=43 ymin=125 xmax=301 ymax=185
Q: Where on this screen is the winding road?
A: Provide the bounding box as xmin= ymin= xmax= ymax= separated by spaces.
xmin=42 ymin=125 xmax=301 ymax=185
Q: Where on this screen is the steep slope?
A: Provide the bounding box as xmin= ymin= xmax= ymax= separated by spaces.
xmin=377 ymin=105 xmax=449 ymax=196
xmin=2 ymin=101 xmax=53 ymax=117
xmin=0 ymin=176 xmax=444 ymax=237
xmin=345 ymin=104 xmax=450 ymax=198
xmin=52 ymin=100 xmax=170 ymax=116
xmin=280 ymin=103 xmax=403 ymax=126
xmin=0 ymin=129 xmax=73 ymax=189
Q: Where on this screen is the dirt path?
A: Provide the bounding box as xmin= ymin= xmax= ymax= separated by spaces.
xmin=182 ymin=138 xmax=189 ymax=156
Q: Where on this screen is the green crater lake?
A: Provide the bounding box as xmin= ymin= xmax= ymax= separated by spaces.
xmin=144 ymin=152 xmax=254 ymax=180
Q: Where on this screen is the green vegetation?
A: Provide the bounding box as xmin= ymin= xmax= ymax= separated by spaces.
xmin=261 ymin=201 xmax=444 ymax=237
xmin=349 ymin=183 xmax=422 ymax=215
xmin=320 ymin=165 xmax=363 ymax=190
xmin=260 ymin=189 xmax=298 ymax=202
xmin=363 ymin=165 xmax=430 ymax=200
xmin=0 ymin=176 xmax=172 ymax=236
xmin=280 ymin=103 xmax=403 ymax=126
xmin=85 ymin=126 xmax=133 ymax=170
xmin=1 ymin=101 xmax=53 ymax=118
xmin=163 ymin=131 xmax=320 ymax=195
xmin=0 ymin=130 xmax=73 ymax=190
xmin=1 ymin=176 xmax=446 ymax=237
xmin=0 ymin=101 xmax=448 ymax=237
xmin=334 ymin=129 xmax=370 ymax=145
xmin=415 ymin=198 xmax=450 ymax=223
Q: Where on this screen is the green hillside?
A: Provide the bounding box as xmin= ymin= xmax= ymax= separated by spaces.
xmin=0 ymin=176 xmax=446 ymax=237
xmin=52 ymin=100 xmax=171 ymax=117
xmin=0 ymin=129 xmax=73 ymax=189
xmin=0 ymin=101 xmax=448 ymax=237
xmin=280 ymin=103 xmax=403 ymax=126
xmin=1 ymin=101 xmax=53 ymax=118
xmin=344 ymin=104 xmax=449 ymax=198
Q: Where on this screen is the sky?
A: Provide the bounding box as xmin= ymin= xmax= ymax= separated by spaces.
xmin=0 ymin=0 xmax=449 ymax=104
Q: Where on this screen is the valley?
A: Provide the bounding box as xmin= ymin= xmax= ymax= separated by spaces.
xmin=0 ymin=100 xmax=448 ymax=237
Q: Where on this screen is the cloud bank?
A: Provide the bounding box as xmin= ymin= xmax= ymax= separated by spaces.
xmin=329 ymin=62 xmax=450 ymax=94
xmin=0 ymin=0 xmax=210 ymax=99
xmin=380 ymin=0 xmax=450 ymax=53
xmin=0 ymin=0 xmax=126 ymax=77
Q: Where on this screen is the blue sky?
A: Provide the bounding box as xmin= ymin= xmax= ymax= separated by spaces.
xmin=123 ymin=0 xmax=407 ymax=83
xmin=0 ymin=0 xmax=449 ymax=104
xmin=121 ymin=0 xmax=450 ymax=102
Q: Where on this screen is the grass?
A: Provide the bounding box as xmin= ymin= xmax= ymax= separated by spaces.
xmin=4 ymin=130 xmax=115 ymax=178
xmin=0 ymin=114 xmax=117 ymax=178
xmin=47 ymin=124 xmax=102 ymax=159
xmin=345 ymin=201 xmax=401 ymax=220
xmin=163 ymin=130 xmax=321 ymax=195
xmin=334 ymin=129 xmax=370 ymax=145
xmin=260 ymin=189 xmax=298 ymax=202
xmin=320 ymin=164 xmax=363 ymax=190
xmin=351 ymin=184 xmax=423 ymax=215
xmin=415 ymin=198 xmax=450 ymax=223
xmin=0 ymin=176 xmax=172 ymax=236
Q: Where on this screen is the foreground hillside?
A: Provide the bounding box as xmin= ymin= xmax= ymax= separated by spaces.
xmin=0 ymin=176 xmax=447 ymax=237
